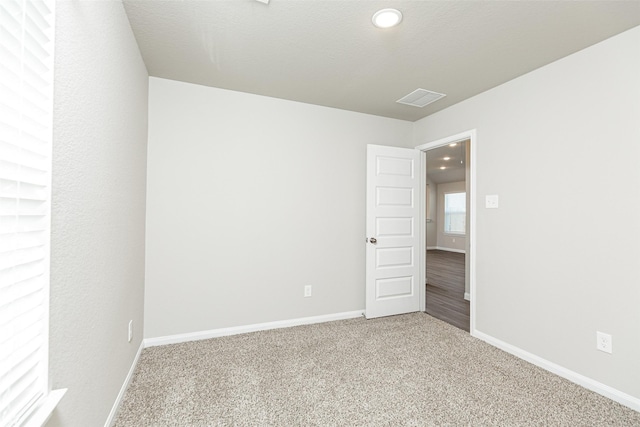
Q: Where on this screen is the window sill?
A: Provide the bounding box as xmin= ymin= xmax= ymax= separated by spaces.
xmin=21 ymin=388 xmax=67 ymax=427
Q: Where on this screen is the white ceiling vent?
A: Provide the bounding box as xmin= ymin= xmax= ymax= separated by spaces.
xmin=396 ymin=88 xmax=446 ymax=108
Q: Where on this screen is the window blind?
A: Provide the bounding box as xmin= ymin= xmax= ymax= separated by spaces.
xmin=0 ymin=0 xmax=55 ymax=425
xmin=444 ymin=192 xmax=465 ymax=235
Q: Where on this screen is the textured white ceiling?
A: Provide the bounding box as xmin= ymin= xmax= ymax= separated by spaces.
xmin=123 ymin=1 xmax=640 ymax=122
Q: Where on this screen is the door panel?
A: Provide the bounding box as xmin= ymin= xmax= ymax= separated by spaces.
xmin=376 ymin=217 xmax=413 ymax=237
xmin=366 ymin=145 xmax=421 ymax=319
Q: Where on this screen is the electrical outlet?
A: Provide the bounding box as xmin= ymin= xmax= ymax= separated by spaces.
xmin=128 ymin=320 xmax=133 ymax=343
xmin=304 ymin=285 xmax=312 ymax=298
xmin=596 ymin=331 xmax=612 ymax=354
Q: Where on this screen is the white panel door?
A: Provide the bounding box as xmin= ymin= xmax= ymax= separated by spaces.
xmin=366 ymin=145 xmax=421 ymax=319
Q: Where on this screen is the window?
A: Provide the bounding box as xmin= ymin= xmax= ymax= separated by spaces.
xmin=1 ymin=1 xmax=63 ymax=425
xmin=444 ymin=192 xmax=466 ymax=235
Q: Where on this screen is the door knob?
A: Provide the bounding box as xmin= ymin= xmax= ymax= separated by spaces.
xmin=369 ymin=237 xmax=377 ymax=244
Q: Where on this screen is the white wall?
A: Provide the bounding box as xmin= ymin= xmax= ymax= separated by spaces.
xmin=435 ymin=181 xmax=466 ymax=252
xmin=47 ymin=2 xmax=148 ymax=426
xmin=145 ymin=78 xmax=413 ymax=339
xmin=425 ymin=178 xmax=437 ymax=248
xmin=464 ymin=141 xmax=471 ymax=296
xmin=414 ymin=26 xmax=640 ymax=400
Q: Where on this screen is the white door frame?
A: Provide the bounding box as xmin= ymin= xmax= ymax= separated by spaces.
xmin=416 ymin=130 xmax=477 ymax=335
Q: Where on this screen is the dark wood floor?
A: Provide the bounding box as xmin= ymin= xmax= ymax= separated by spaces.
xmin=426 ymin=250 xmax=470 ymax=332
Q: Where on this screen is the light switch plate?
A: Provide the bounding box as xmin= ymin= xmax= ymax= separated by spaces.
xmin=486 ymin=195 xmax=499 ymax=209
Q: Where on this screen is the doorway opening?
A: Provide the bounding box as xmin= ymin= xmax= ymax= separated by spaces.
xmin=425 ymin=141 xmax=469 ymax=331
xmin=417 ymin=131 xmax=476 ymax=334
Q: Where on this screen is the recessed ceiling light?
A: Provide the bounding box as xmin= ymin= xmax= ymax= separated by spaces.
xmin=449 ymin=143 xmax=457 ymax=147
xmin=443 ymin=157 xmax=451 ymax=161
xmin=440 ymin=166 xmax=446 ymax=170
xmin=372 ymin=9 xmax=403 ymax=29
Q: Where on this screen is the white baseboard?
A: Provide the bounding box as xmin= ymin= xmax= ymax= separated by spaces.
xmin=104 ymin=340 xmax=144 ymax=427
xmin=144 ymin=310 xmax=365 ymax=348
xmin=472 ymin=330 xmax=640 ymax=412
xmin=464 ymin=292 xmax=470 ymax=301
xmin=428 ymin=246 xmax=466 ymax=254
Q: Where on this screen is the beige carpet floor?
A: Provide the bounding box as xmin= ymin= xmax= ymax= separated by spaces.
xmin=114 ymin=313 xmax=640 ymax=426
